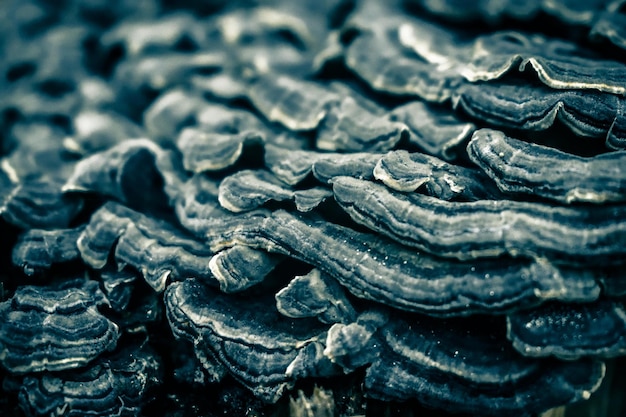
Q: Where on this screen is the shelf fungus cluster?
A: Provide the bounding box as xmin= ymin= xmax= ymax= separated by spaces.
xmin=1 ymin=0 xmax=626 ymax=416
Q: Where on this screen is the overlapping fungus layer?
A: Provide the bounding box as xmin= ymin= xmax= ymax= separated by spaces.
xmin=1 ymin=0 xmax=625 ymax=416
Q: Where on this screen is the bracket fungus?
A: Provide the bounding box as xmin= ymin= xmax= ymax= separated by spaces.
xmin=18 ymin=344 xmax=162 ymax=417
xmin=468 ymin=128 xmax=626 ymax=204
xmin=165 ymin=279 xmax=339 ymax=403
xmin=365 ymin=315 xmax=606 ymax=416
xmin=1 ymin=0 xmax=626 ymax=415
xmin=0 ymin=279 xmax=118 ymax=374
xmin=11 ymin=226 xmax=83 ymax=275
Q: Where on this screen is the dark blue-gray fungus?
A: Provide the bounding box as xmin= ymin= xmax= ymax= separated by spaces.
xmin=165 ymin=278 xmax=339 ymax=403
xmin=468 ymin=129 xmax=626 ymax=204
xmin=404 ymin=0 xmax=626 ymax=52
xmin=2 ymin=0 xmax=626 ymax=415
xmin=18 ymin=344 xmax=162 ymax=417
xmin=210 ymin=245 xmax=284 ymax=293
xmin=332 ymin=176 xmax=626 ymax=265
xmin=176 ymin=174 xmax=601 ymax=316
xmin=365 ymin=315 xmax=605 ymax=417
xmin=77 ymin=202 xmax=214 ymax=292
xmin=0 ymin=279 xmax=118 ymax=374
xmin=218 ymin=169 xmax=332 ymax=213
xmin=373 ymin=149 xmax=502 ymax=200
xmin=507 ymin=300 xmax=626 ymax=360
xmin=11 ymin=226 xmax=83 ymax=275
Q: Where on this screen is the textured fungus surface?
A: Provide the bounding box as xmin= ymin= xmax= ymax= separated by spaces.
xmin=264 ymin=145 xmax=381 ymax=186
xmin=218 ymin=169 xmax=332 ymax=213
xmin=388 ymin=101 xmax=476 ymax=160
xmin=0 ymin=279 xmax=119 ymax=374
xmin=365 ymin=315 xmax=606 ymax=416
xmin=405 ymin=0 xmax=626 ymax=52
xmin=0 ymin=179 xmax=83 ymax=230
xmin=452 ymin=81 xmax=626 ymax=150
xmin=18 ymin=344 xmax=162 ymax=417
xmin=276 ymin=269 xmax=357 ymax=324
xmin=78 ymin=202 xmax=214 ymax=292
xmin=2 ymin=0 xmax=626 ymax=415
xmin=12 ymin=227 xmax=83 ymax=275
xmin=468 ymin=129 xmax=626 ymax=204
xmin=165 ymin=279 xmax=338 ymax=403
xmin=210 ymin=245 xmax=283 ymax=293
xmin=177 ymin=174 xmax=602 ymax=316
xmin=507 ymin=300 xmax=626 ymax=360
xmin=374 ymin=149 xmax=502 ymax=200
xmin=398 ymin=21 xmax=626 ymax=94
xmin=332 ymin=176 xmax=626 ymax=265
